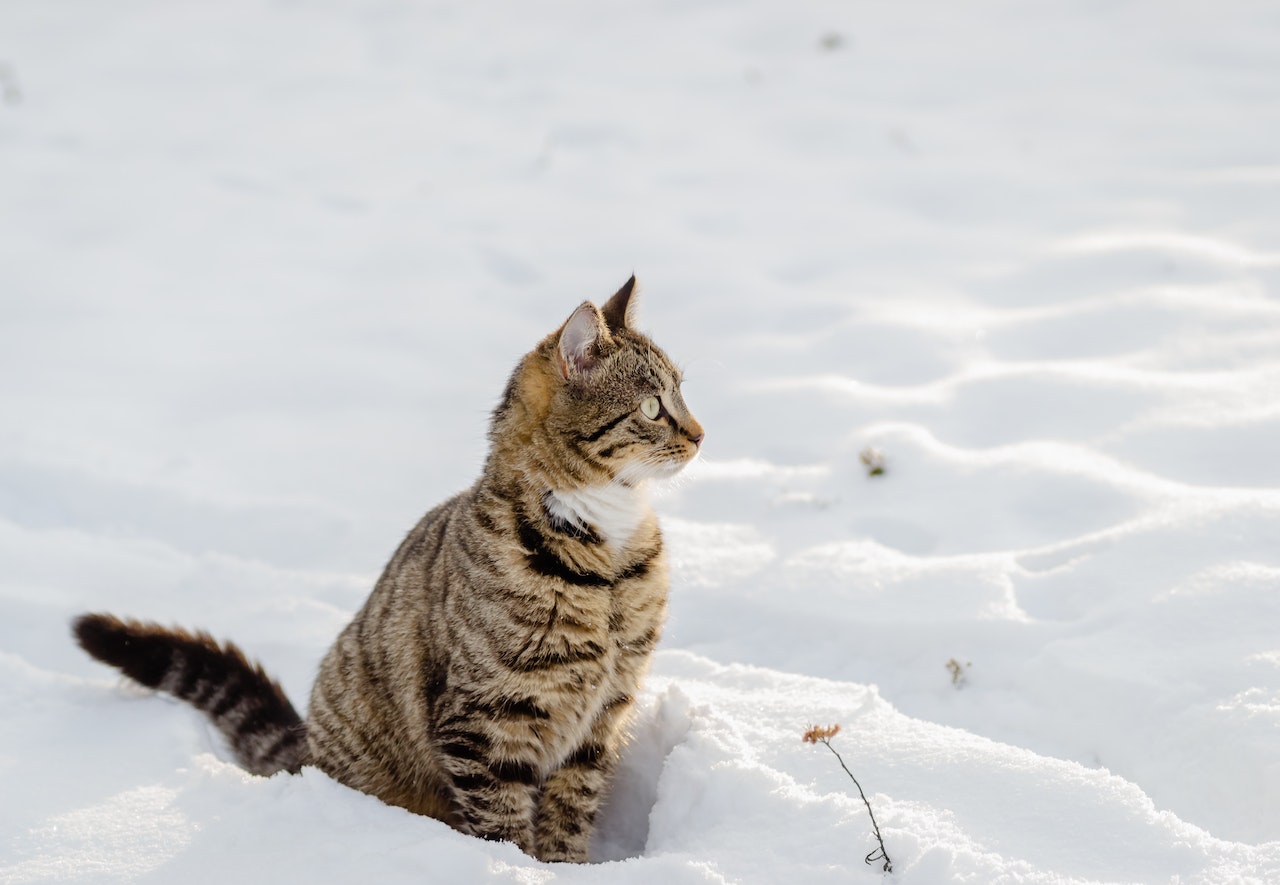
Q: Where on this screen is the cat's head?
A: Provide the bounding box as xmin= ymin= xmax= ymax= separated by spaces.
xmin=491 ymin=276 xmax=704 ymax=489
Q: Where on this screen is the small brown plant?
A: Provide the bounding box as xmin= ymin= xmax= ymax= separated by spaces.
xmin=803 ymin=723 xmax=842 ymax=743
xmin=803 ymin=723 xmax=892 ymax=873
xmin=946 ymin=658 xmax=972 ymax=688
xmin=859 ymin=447 xmax=886 ymax=477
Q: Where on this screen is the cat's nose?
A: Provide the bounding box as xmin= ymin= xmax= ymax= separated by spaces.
xmin=684 ymin=417 xmax=705 ymax=448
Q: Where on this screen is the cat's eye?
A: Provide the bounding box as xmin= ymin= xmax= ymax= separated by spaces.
xmin=640 ymin=396 xmax=661 ymax=420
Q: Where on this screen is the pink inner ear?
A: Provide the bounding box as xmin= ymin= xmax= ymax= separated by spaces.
xmin=559 ymin=304 xmax=605 ymax=378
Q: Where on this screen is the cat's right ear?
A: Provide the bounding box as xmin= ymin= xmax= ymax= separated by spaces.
xmin=557 ymin=302 xmax=610 ymax=380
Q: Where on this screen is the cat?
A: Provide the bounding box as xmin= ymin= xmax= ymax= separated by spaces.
xmin=72 ymin=276 xmax=704 ymax=863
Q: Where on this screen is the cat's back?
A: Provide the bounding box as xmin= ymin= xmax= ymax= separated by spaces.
xmin=303 ymin=488 xmax=473 ymax=811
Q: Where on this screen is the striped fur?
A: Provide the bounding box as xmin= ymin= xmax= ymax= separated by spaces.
xmin=72 ymin=277 xmax=703 ymax=863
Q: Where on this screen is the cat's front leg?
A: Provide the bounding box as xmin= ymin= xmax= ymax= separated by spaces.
xmin=533 ymin=696 xmax=633 ymax=863
xmin=435 ymin=725 xmax=540 ymax=854
xmin=532 ymin=742 xmax=615 ymax=863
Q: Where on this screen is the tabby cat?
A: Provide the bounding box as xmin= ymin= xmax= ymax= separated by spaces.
xmin=73 ymin=277 xmax=703 ymax=863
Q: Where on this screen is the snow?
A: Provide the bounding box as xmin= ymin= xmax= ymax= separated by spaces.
xmin=3 ymin=0 xmax=1280 ymax=881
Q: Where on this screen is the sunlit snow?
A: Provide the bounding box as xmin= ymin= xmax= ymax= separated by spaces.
xmin=3 ymin=1 xmax=1280 ymax=882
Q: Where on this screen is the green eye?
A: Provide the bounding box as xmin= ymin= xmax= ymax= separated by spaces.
xmin=640 ymin=396 xmax=661 ymax=420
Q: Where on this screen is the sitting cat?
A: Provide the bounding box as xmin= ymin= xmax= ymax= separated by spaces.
xmin=73 ymin=276 xmax=704 ymax=863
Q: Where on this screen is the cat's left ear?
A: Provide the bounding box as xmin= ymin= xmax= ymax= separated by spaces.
xmin=601 ymin=275 xmax=639 ymax=333
xmin=558 ymin=302 xmax=610 ymax=380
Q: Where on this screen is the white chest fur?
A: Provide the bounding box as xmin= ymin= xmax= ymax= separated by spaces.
xmin=545 ymin=482 xmax=650 ymax=550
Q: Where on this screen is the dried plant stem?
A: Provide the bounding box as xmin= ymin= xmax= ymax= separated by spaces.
xmin=805 ymin=725 xmax=893 ymax=873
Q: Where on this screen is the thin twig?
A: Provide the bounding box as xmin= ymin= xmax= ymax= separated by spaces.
xmin=804 ymin=724 xmax=893 ymax=873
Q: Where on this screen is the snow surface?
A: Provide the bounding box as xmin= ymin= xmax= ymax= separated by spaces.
xmin=3 ymin=1 xmax=1280 ymax=882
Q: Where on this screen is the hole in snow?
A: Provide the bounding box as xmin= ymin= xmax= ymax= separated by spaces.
xmin=590 ymin=684 xmax=693 ymax=862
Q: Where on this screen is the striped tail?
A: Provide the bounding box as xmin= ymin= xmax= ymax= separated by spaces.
xmin=72 ymin=612 xmax=309 ymax=776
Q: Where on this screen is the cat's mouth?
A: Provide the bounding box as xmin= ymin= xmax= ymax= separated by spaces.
xmin=648 ymin=446 xmax=703 ymax=479
xmin=612 ymin=449 xmax=699 ymax=485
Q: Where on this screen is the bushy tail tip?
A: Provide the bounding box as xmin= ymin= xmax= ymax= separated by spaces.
xmin=72 ymin=612 xmax=308 ymax=776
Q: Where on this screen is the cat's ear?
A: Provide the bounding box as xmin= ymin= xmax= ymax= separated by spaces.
xmin=601 ymin=275 xmax=638 ymax=333
xmin=557 ymin=302 xmax=610 ymax=379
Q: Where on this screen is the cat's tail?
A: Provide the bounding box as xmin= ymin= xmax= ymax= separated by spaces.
xmin=72 ymin=612 xmax=309 ymax=776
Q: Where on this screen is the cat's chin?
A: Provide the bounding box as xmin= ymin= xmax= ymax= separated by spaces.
xmin=653 ymin=459 xmax=695 ymax=479
xmin=624 ymin=456 xmax=696 ymax=483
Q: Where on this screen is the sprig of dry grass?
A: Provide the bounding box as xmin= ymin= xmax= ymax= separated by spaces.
xmin=859 ymin=447 xmax=887 ymax=477
xmin=946 ymin=658 xmax=972 ymax=688
xmin=803 ymin=723 xmax=893 ymax=873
